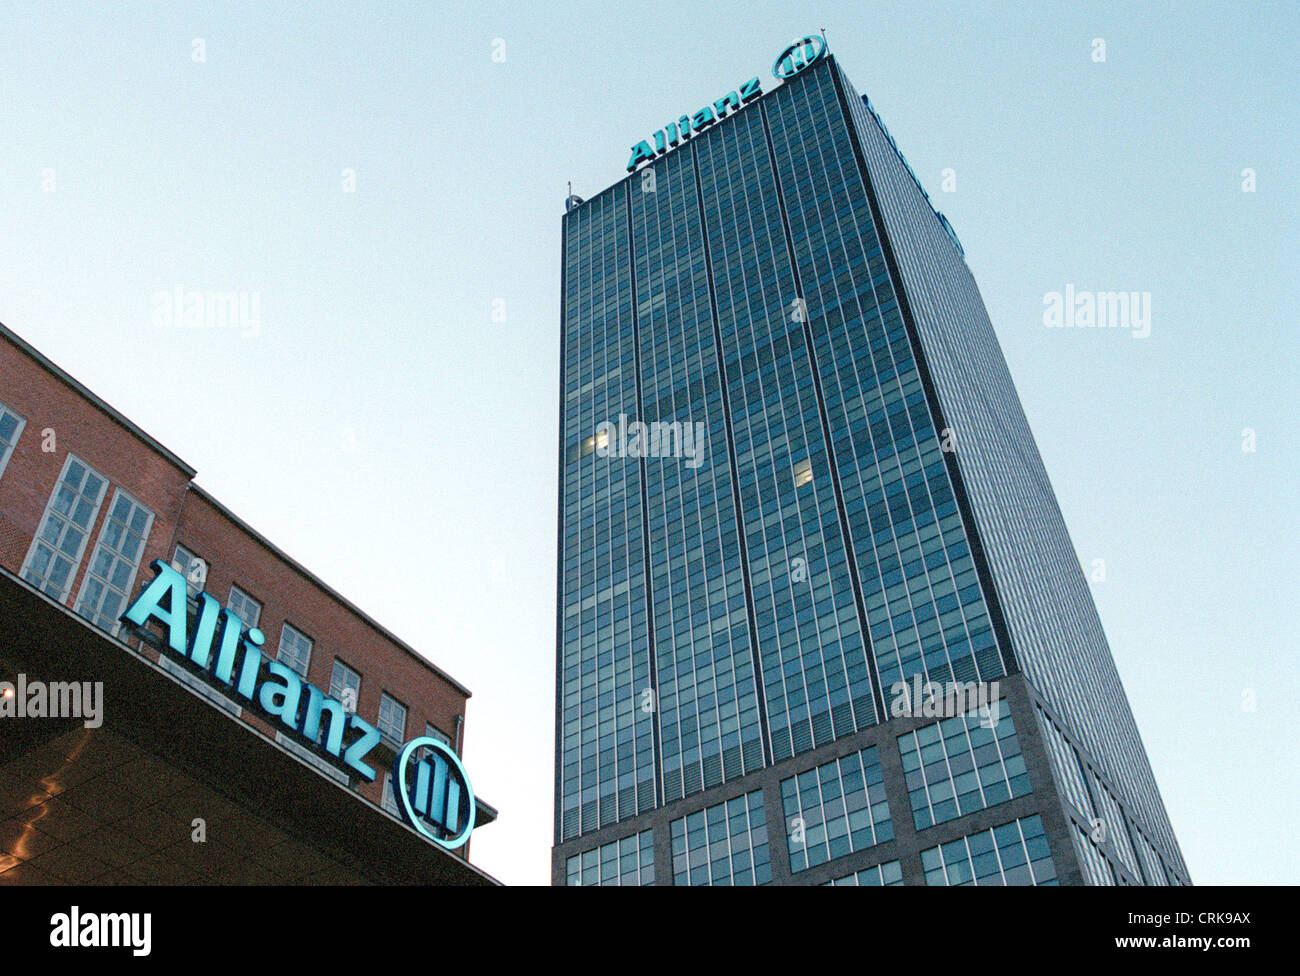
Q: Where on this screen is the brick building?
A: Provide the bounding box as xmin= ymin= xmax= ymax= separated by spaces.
xmin=0 ymin=321 xmax=498 ymax=884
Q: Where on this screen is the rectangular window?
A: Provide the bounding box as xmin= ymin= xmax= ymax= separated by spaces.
xmin=670 ymin=790 xmax=770 ymax=886
xmin=228 ymin=585 xmax=262 ymax=629
xmin=898 ymin=707 xmax=1030 ymax=831
xmin=381 ymin=772 xmax=401 ymax=815
xmin=171 ymin=544 xmax=208 ymax=597
xmin=157 ymin=655 xmax=243 ymax=717
xmin=378 ymin=693 xmax=407 ymax=745
xmin=277 ymin=622 xmax=312 ymax=678
xmin=275 ymin=731 xmax=348 ymax=785
xmin=921 ymin=815 xmax=1057 ymax=886
xmin=21 ymin=454 xmax=108 ymax=602
xmin=793 ymin=458 xmax=813 ymax=487
xmin=823 ymin=860 xmax=904 ymax=886
xmin=418 ymin=722 xmax=452 ymax=762
xmin=567 ymin=831 xmax=655 ymax=886
xmin=329 ymin=659 xmax=361 ymax=710
xmin=0 ymin=401 xmax=27 ymax=482
xmin=74 ymin=488 xmax=154 ymax=634
xmin=781 ymin=745 xmax=893 ymax=872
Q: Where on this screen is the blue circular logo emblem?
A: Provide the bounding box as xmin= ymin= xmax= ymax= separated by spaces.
xmin=773 ymin=36 xmax=827 ymax=80
xmin=392 ymin=737 xmax=476 ymax=851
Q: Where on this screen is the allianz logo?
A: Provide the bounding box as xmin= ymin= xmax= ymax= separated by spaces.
xmin=120 ymin=560 xmax=475 ymax=849
xmin=624 ymin=34 xmax=828 ymax=173
xmin=627 ymin=77 xmax=763 ymax=171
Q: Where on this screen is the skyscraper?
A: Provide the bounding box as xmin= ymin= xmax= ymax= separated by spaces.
xmin=553 ymin=40 xmax=1187 ymax=886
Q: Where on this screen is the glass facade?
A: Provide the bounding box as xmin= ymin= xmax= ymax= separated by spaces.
xmin=555 ymin=50 xmax=1186 ymax=885
xmin=780 ymin=745 xmax=892 ymax=872
xmin=1072 ymin=825 xmax=1116 ymax=887
xmin=669 ymin=790 xmax=770 ymax=886
xmin=567 ymin=831 xmax=655 ymax=887
xmin=823 ymin=860 xmax=903 ymax=886
xmin=898 ymin=709 xmax=1030 ymax=831
xmin=921 ymin=815 xmax=1057 ymax=886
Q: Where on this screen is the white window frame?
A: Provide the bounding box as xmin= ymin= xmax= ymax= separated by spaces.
xmin=381 ymin=772 xmax=401 ymax=815
xmin=378 ymin=692 xmax=407 ymax=746
xmin=20 ymin=453 xmax=108 ymax=603
xmin=277 ymin=621 xmax=313 ymax=678
xmin=171 ymin=543 xmax=209 ymax=597
xmin=0 ymin=401 xmax=27 ymax=483
xmin=74 ymin=487 xmax=155 ymax=635
xmin=275 ymin=731 xmax=349 ymax=785
xmin=329 ymin=659 xmax=361 ymax=712
xmin=228 ymin=584 xmax=262 ymax=629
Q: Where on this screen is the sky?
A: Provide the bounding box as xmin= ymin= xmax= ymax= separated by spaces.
xmin=1 ymin=1 xmax=1295 ymax=886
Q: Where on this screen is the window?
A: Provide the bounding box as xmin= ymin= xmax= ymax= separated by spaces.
xmin=898 ymin=708 xmax=1030 ymax=831
xmin=227 ymin=585 xmax=262 ymax=629
xmin=378 ymin=693 xmax=407 ymax=745
xmin=330 ymin=659 xmax=361 ymax=712
xmin=74 ymin=488 xmax=154 ymax=634
xmin=276 ymin=731 xmax=348 ymax=785
xmin=157 ymin=655 xmax=242 ymax=717
xmin=670 ymin=790 xmax=770 ymax=886
xmin=781 ymin=746 xmax=893 ymax=872
xmin=381 ymin=772 xmax=401 ymax=815
xmin=418 ymin=722 xmax=452 ymax=762
xmin=921 ymin=815 xmax=1057 ymax=886
xmin=793 ymin=458 xmax=813 ymax=487
xmin=171 ymin=544 xmax=208 ymax=597
xmin=277 ymin=622 xmax=312 ymax=678
xmin=567 ymin=831 xmax=655 ymax=886
xmin=0 ymin=401 xmax=26 ymax=482
xmin=21 ymin=454 xmax=108 ymax=602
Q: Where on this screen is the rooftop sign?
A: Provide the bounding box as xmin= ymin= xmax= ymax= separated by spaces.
xmin=121 ymin=560 xmax=476 ymax=850
xmin=773 ymin=36 xmax=827 ymax=79
xmin=624 ymin=35 xmax=828 ymax=173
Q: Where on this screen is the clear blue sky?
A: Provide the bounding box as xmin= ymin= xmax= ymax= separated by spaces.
xmin=2 ymin=1 xmax=1295 ymax=886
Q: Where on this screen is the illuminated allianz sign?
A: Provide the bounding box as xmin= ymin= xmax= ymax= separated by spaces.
xmin=773 ymin=35 xmax=827 ymax=80
xmin=626 ymin=77 xmax=763 ymax=171
xmin=120 ymin=559 xmax=475 ymax=850
xmin=394 ymin=737 xmax=475 ymax=848
xmin=625 ymin=35 xmax=829 ymax=173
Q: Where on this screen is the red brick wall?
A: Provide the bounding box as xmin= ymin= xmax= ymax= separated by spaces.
xmin=0 ymin=330 xmax=469 ymax=817
xmin=0 ymin=338 xmax=192 ymax=592
xmin=173 ymin=489 xmax=469 ymax=808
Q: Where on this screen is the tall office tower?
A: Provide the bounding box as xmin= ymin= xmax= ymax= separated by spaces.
xmin=554 ymin=42 xmax=1187 ymax=886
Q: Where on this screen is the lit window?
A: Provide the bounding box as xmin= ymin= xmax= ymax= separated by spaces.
xmin=277 ymin=622 xmax=313 ymax=678
xmin=794 ymin=458 xmax=814 ymax=487
xmin=0 ymin=401 xmax=26 ymax=482
xmin=378 ymin=693 xmax=407 ymax=745
xmin=74 ymin=488 xmax=155 ymax=634
xmin=228 ymin=585 xmax=262 ymax=629
xmin=21 ymin=454 xmax=108 ymax=602
xmin=594 ymin=428 xmax=610 ymax=451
